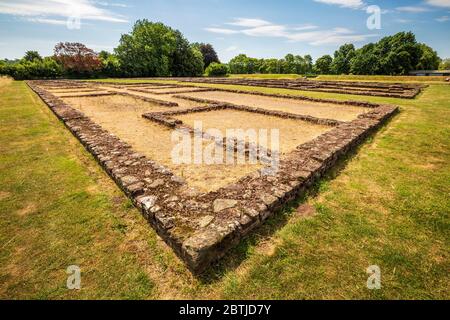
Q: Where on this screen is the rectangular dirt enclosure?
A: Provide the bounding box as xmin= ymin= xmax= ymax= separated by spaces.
xmin=27 ymin=80 xmax=399 ymax=273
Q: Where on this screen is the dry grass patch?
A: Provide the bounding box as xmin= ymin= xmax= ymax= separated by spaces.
xmin=0 ymin=77 xmax=12 ymax=89
xmin=180 ymin=91 xmax=368 ymax=121
xmin=16 ymin=203 xmax=38 ymax=217
xmin=0 ymin=191 xmax=11 ymax=201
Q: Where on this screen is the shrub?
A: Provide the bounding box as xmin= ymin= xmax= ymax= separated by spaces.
xmin=205 ymin=63 xmax=229 ymax=77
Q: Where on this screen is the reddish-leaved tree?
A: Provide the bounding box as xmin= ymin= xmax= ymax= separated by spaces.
xmin=54 ymin=42 xmax=102 ymax=75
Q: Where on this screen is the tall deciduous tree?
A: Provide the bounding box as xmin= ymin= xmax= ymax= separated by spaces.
xmin=331 ymin=43 xmax=356 ymax=75
xmin=115 ymin=20 xmax=203 ymax=77
xmin=171 ymin=31 xmax=204 ymax=76
xmin=373 ymin=32 xmax=421 ymax=75
xmin=54 ymin=42 xmax=102 ymax=76
xmin=416 ymin=43 xmax=441 ymax=70
xmin=314 ymin=55 xmax=333 ymax=74
xmin=23 ymin=51 xmax=42 ymax=62
xmin=193 ymin=43 xmax=220 ymax=68
xmin=440 ymin=58 xmax=450 ymax=70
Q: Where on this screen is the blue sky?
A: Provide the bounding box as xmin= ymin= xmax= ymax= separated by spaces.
xmin=0 ymin=0 xmax=449 ymax=62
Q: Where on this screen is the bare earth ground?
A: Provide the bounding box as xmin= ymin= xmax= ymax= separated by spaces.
xmin=177 ymin=90 xmax=368 ymax=121
xmin=98 ymin=85 xmax=205 ymax=108
xmin=54 ymin=91 xmax=111 ymax=97
xmin=62 ymin=96 xmax=263 ymax=193
xmin=175 ymin=109 xmax=331 ymax=154
xmin=143 ymin=87 xmax=205 ymax=93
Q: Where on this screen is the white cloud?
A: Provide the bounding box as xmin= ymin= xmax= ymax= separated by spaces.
xmin=226 ymin=18 xmax=271 ymax=28
xmin=425 ymin=0 xmax=450 ymax=8
xmin=94 ymin=1 xmax=129 ymax=8
xmin=0 ymin=0 xmax=127 ymax=23
xmin=313 ymin=0 xmax=365 ymax=9
xmin=226 ymin=46 xmax=238 ymax=52
xmin=205 ymin=28 xmax=240 ymax=35
xmin=436 ymin=15 xmax=450 ymax=21
xmin=241 ymin=25 xmax=288 ymax=37
xmin=293 ymin=24 xmax=319 ymax=31
xmin=394 ymin=18 xmax=413 ymax=24
xmin=205 ymin=18 xmax=375 ymax=46
xmin=26 ymin=18 xmax=68 ymax=25
xmin=396 ymin=6 xmax=431 ymax=13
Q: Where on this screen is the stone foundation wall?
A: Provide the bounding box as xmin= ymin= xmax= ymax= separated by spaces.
xmin=179 ymin=78 xmax=424 ymax=99
xmin=27 ymin=80 xmax=399 ymax=273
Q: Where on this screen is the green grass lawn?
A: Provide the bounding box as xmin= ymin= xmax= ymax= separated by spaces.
xmin=0 ymin=79 xmax=449 ymax=299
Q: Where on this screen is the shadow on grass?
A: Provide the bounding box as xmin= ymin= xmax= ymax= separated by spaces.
xmin=195 ymin=114 xmax=399 ymax=284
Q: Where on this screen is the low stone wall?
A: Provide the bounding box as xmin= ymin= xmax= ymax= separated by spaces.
xmin=152 ymin=99 xmax=344 ymax=127
xmin=117 ymin=91 xmax=179 ymax=107
xmin=179 ymin=78 xmax=424 ymax=99
xmin=27 ymin=80 xmax=399 ymax=274
xmin=128 ymin=87 xmax=218 ymax=96
xmin=55 ymin=92 xmax=116 ymax=98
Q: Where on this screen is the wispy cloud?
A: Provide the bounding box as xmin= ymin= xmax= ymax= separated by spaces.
xmin=205 ymin=27 xmax=240 ymax=35
xmin=206 ymin=18 xmax=375 ymax=46
xmin=226 ymin=45 xmax=238 ymax=52
xmin=436 ymin=15 xmax=450 ymax=21
xmin=425 ymin=0 xmax=450 ymax=9
xmin=395 ymin=18 xmax=413 ymax=24
xmin=0 ymin=0 xmax=128 ymax=23
xmin=26 ymin=18 xmax=68 ymax=25
xmin=226 ymin=18 xmax=271 ymax=28
xmin=93 ymin=1 xmax=129 ymax=8
xmin=396 ymin=6 xmax=432 ymax=13
xmin=313 ymin=0 xmax=365 ymax=9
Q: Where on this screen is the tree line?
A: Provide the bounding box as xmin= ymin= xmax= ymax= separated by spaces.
xmin=0 ymin=20 xmax=222 ymax=80
xmin=228 ymin=32 xmax=442 ymax=76
xmin=0 ymin=23 xmax=445 ymax=80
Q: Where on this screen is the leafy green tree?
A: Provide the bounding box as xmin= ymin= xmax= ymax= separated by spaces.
xmin=349 ymin=43 xmax=379 ymax=75
xmin=416 ymin=44 xmax=440 ymax=70
xmin=439 ymin=58 xmax=450 ymax=70
xmin=331 ymin=44 xmax=355 ymax=74
xmin=115 ymin=20 xmax=176 ymax=77
xmin=193 ymin=43 xmax=220 ymax=68
xmin=23 ymin=51 xmax=43 ymax=62
xmin=314 ymin=55 xmax=333 ymax=74
xmin=373 ymin=32 xmax=421 ymax=75
xmin=170 ymin=31 xmax=204 ymax=76
xmin=101 ymin=54 xmax=122 ymax=77
xmin=115 ymin=20 xmax=203 ymax=77
xmin=282 ymin=54 xmax=296 ymax=74
xmin=259 ymin=58 xmax=280 ymax=74
xmin=205 ymin=62 xmax=229 ymax=76
xmin=303 ymin=55 xmax=313 ymax=74
xmin=228 ymin=54 xmax=250 ymax=74
xmin=7 ymin=57 xmax=63 ymax=80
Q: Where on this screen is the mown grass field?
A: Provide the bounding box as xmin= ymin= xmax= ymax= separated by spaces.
xmin=0 ymin=78 xmax=449 ymax=299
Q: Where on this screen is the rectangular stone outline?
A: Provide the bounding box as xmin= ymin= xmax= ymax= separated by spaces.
xmin=27 ymin=80 xmax=399 ymax=274
xmin=179 ymin=78 xmax=425 ymax=99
